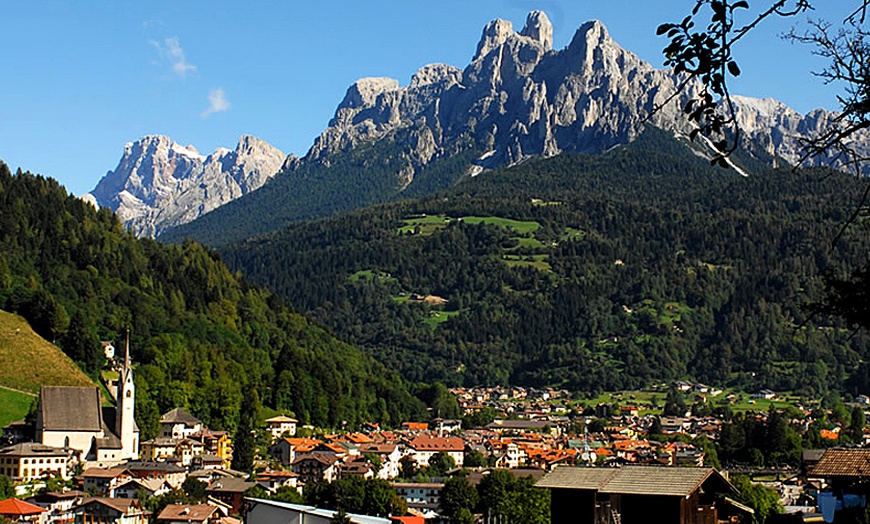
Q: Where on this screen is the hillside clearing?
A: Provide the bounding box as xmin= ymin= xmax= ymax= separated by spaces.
xmin=0 ymin=310 xmax=95 ymax=393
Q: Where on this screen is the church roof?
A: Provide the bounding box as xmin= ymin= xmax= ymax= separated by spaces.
xmin=40 ymin=387 xmax=102 ymax=431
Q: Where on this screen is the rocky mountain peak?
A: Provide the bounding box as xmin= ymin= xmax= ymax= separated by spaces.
xmin=410 ymin=64 xmax=463 ymax=89
xmin=306 ymin=11 xmax=701 ymax=177
xmin=88 ymin=135 xmax=286 ymax=237
xmin=474 ymin=19 xmax=515 ymax=60
xmin=520 ymin=10 xmax=553 ymax=51
xmin=338 ymin=77 xmax=401 ymax=111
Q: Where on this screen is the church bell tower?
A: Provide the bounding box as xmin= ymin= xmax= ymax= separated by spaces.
xmin=116 ymin=330 xmax=139 ymax=459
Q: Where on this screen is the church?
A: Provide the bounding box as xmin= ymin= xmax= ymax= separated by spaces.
xmin=35 ymin=337 xmax=139 ymax=467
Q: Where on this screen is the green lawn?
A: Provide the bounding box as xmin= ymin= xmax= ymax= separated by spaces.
xmin=0 ymin=387 xmax=35 ymax=428
xmin=398 ymin=214 xmax=450 ymax=235
xmin=423 ymin=310 xmax=461 ymax=328
xmin=507 ymin=236 xmax=547 ymax=250
xmin=501 ymin=254 xmax=552 ymax=272
xmin=461 ymin=216 xmax=541 ymax=234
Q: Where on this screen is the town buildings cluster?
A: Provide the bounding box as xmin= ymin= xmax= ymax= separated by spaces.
xmin=3 ymin=375 xmax=870 ymax=523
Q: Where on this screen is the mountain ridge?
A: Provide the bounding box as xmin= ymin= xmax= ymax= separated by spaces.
xmin=161 ymin=11 xmax=870 ymax=247
xmin=86 ymin=134 xmax=287 ymax=238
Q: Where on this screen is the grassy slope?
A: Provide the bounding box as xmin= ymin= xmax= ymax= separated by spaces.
xmin=0 ymin=309 xmax=95 ymax=394
xmin=0 ymin=388 xmax=34 ymax=428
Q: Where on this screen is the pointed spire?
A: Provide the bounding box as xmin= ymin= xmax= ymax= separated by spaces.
xmin=125 ymin=327 xmax=131 ymax=371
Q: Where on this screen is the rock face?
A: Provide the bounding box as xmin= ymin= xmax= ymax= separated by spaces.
xmin=87 ymin=135 xmax=286 ymax=237
xmin=304 ymin=11 xmax=704 ymax=183
xmin=729 ymin=95 xmax=870 ymax=171
xmin=304 ymin=10 xmax=869 ymax=183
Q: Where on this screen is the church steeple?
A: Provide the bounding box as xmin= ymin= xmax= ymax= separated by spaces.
xmin=116 ymin=328 xmax=138 ymax=460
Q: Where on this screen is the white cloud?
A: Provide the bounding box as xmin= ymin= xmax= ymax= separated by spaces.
xmin=201 ymin=88 xmax=230 ymax=118
xmin=151 ymin=36 xmax=196 ymax=78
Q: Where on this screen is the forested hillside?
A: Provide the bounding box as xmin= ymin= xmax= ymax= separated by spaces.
xmin=219 ymin=129 xmax=870 ymax=396
xmin=0 ymin=162 xmax=426 ymax=438
xmin=161 ymin=129 xmax=479 ymax=247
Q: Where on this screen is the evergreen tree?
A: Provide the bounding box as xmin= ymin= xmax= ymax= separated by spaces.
xmin=232 ymin=388 xmax=261 ymax=472
xmin=0 ymin=475 xmax=13 ymax=499
xmin=663 ymin=386 xmax=688 ymax=417
xmin=60 ymin=310 xmax=102 ymax=374
xmin=440 ymin=477 xmax=478 ymax=522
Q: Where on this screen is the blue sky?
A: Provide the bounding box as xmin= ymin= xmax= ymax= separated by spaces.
xmin=0 ymin=1 xmax=849 ymax=196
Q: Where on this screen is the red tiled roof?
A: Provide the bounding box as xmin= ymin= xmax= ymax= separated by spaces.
xmin=0 ymin=498 xmax=46 ymax=516
xmin=391 ymin=517 xmax=425 ymax=524
xmin=409 ymin=434 xmax=464 ymax=452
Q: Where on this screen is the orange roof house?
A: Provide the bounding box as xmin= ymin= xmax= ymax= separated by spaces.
xmin=820 ymin=429 xmax=840 ymax=441
xmin=0 ymin=498 xmax=46 ymax=518
xmin=344 ymin=433 xmax=374 ymax=444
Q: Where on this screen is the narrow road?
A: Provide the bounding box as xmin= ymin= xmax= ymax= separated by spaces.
xmin=0 ymin=384 xmax=37 ymax=397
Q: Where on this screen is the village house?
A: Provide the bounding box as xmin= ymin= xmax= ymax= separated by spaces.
xmin=124 ymin=461 xmax=186 ymax=489
xmin=159 ymin=409 xmax=202 ymax=440
xmin=407 ymin=435 xmax=464 ymax=468
xmin=269 ymin=437 xmax=320 ymax=466
xmin=81 ymin=467 xmax=129 ymax=497
xmin=113 ymin=478 xmax=172 ymax=499
xmin=73 ymin=498 xmax=149 ymax=524
xmin=264 ymin=416 xmax=297 ymax=441
xmin=0 ymin=498 xmax=47 ymax=524
xmin=391 ymin=483 xmax=443 ymax=513
xmin=255 ymin=470 xmax=299 ymax=493
xmin=189 ymin=429 xmax=232 ymax=469
xmin=155 ymin=504 xmax=227 ymax=524
xmin=0 ymin=443 xmax=71 ymax=482
xmin=28 ymin=491 xmax=85 ymax=524
xmin=401 ymin=422 xmax=429 ymax=433
xmin=290 ymin=453 xmax=341 ymax=484
xmin=205 ymin=478 xmax=256 ymax=516
xmin=341 ymin=458 xmax=376 ymax=479
xmin=357 ymin=443 xmax=401 ymax=480
xmin=191 ymin=454 xmax=224 ymax=470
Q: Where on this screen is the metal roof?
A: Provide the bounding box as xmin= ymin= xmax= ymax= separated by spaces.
xmin=245 ymin=498 xmax=391 ymax=524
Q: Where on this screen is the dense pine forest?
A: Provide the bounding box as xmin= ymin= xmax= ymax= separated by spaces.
xmin=218 ymin=129 xmax=870 ymax=396
xmin=0 ymin=162 xmax=427 ymax=438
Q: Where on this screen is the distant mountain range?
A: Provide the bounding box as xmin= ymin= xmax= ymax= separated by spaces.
xmin=85 ymin=135 xmax=286 ymax=238
xmin=92 ymin=11 xmax=870 ymax=243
